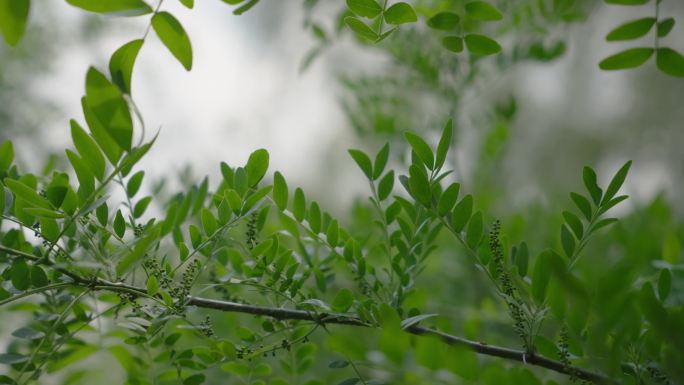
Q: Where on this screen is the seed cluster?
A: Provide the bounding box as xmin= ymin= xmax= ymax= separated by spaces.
xmin=489 ymin=220 xmax=529 ymax=351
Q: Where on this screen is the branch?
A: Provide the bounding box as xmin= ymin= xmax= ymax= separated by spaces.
xmin=0 ymin=244 xmax=610 ymax=383
xmin=186 ymin=296 xmax=610 ymax=383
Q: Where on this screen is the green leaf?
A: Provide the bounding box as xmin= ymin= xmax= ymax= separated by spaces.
xmin=152 ymin=11 xmax=193 ymax=70
xmin=465 ymin=1 xmax=503 ymax=21
xmin=11 ymin=258 xmax=30 ymax=291
xmin=85 ymin=67 xmax=134 ymax=151
xmin=344 ymin=17 xmax=378 ymax=41
xmin=442 ymin=36 xmax=464 ymax=53
xmin=109 ymin=39 xmax=144 ymax=94
xmin=657 ymin=18 xmax=675 ymax=38
xmin=308 ymin=201 xmax=321 ymax=233
xmin=383 ymin=2 xmax=417 ymax=25
xmin=373 ymin=143 xmax=390 ymax=180
xmin=532 ymin=250 xmax=552 ymax=304
xmin=466 ymin=211 xmax=483 ymax=249
xmin=183 ymin=374 xmax=206 ymax=385
xmin=377 ymin=170 xmax=394 ymax=201
xmin=591 ymin=217 xmax=618 ymax=233
xmin=114 ymin=209 xmax=126 ymax=238
xmin=4 ymin=178 xmax=51 ymax=209
xmin=408 ymin=165 xmax=431 ymax=206
xmin=404 ymin=132 xmax=434 ymax=169
xmin=400 ymin=313 xmax=438 ymax=329
xmin=658 ymin=268 xmax=671 ymax=301
xmin=560 ymin=225 xmax=575 ymax=258
xmin=147 ymin=275 xmax=159 ymax=296
xmin=0 ymin=140 xmax=13 ymax=171
xmin=293 ymin=187 xmax=306 ymax=222
xmin=273 ymin=171 xmax=288 ymax=211
xmin=327 ymin=219 xmax=339 ymax=246
xmin=47 ymin=346 xmax=98 ymax=373
xmin=116 ymin=227 xmax=159 ymax=276
xmin=348 ymin=149 xmax=373 ymax=179
xmin=329 ymin=360 xmax=350 ymax=368
xmin=570 ymin=192 xmax=592 ymax=220
xmin=562 ymin=211 xmax=584 ymax=239
xmin=606 ymin=17 xmax=656 ymax=41
xmin=126 ymin=171 xmax=145 ymax=198
xmin=133 ymin=196 xmax=152 ymax=218
xmin=179 ymin=0 xmax=194 ymax=8
xmin=232 ymin=0 xmax=259 ymax=15
xmin=201 ymin=208 xmax=218 ymax=235
xmin=66 ymin=0 xmax=152 ymax=15
xmin=437 ymin=183 xmax=460 ymax=216
xmin=436 ymin=119 xmax=453 ymax=170
xmin=346 ymin=0 xmax=382 ymax=18
xmin=427 ymin=12 xmax=460 ymax=30
xmin=22 ymin=207 xmax=63 ymax=219
xmin=515 ymin=242 xmax=529 ymax=277
xmin=70 ymin=120 xmax=105 ymax=181
xmin=81 ymin=97 xmax=123 ymax=165
xmin=452 ymin=195 xmax=473 ymax=232
xmin=599 ymin=47 xmax=654 ymax=70
xmin=0 ymin=0 xmax=30 ymax=46
xmin=12 ymin=327 xmax=45 ymax=340
xmin=0 ymin=353 xmax=28 ymax=364
xmin=30 ymin=265 xmax=48 ymax=287
xmin=582 ymin=166 xmax=603 ymax=205
xmin=464 ymin=34 xmax=501 ymax=56
xmin=602 ymin=160 xmax=631 ymax=204
xmin=40 ymin=217 xmax=60 ymax=242
xmin=331 ymin=288 xmax=354 ymax=312
xmin=245 ymin=149 xmax=269 ymax=187
xmin=656 ymin=48 xmax=684 ymax=77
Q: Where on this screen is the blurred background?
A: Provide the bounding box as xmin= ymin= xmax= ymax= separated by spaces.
xmin=1 ymin=0 xmax=682 ymax=217
xmin=2 ymin=1 xmax=684 ymax=384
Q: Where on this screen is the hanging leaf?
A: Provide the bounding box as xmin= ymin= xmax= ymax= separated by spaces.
xmin=606 ymin=17 xmax=655 ymax=41
xmin=70 ymin=120 xmax=105 ymax=181
xmin=85 ymin=67 xmax=134 ymax=151
xmin=452 ymin=195 xmax=473 ymax=232
xmin=437 ymin=183 xmax=460 ymax=216
xmin=152 ymin=11 xmax=193 ymax=71
xmin=560 ymin=225 xmax=575 ymax=258
xmin=0 ymin=0 xmax=30 ymax=47
xmin=656 ymin=48 xmax=684 ymax=77
xmin=331 ymin=288 xmax=354 ymax=312
xmin=66 ymin=0 xmax=152 ymax=15
xmin=657 ymin=18 xmax=675 ymax=38
xmin=427 ymin=12 xmax=460 ymax=30
xmin=465 ymin=1 xmax=503 ymax=21
xmin=466 ymin=211 xmax=483 ymax=249
xmin=383 ymin=2 xmax=417 ymax=25
xmin=344 ymin=17 xmax=378 ymax=41
xmin=4 ymin=178 xmax=51 ymax=209
xmin=346 ymin=0 xmax=382 ymax=18
xmin=464 ymin=34 xmax=502 ymax=56
xmin=599 ymin=48 xmax=653 ymax=70
xmin=562 ymin=211 xmax=584 ymax=239
xmin=442 ymin=36 xmax=464 ymax=53
xmin=109 ymin=39 xmax=144 ymax=94
xmin=126 ymin=171 xmax=145 ymax=198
